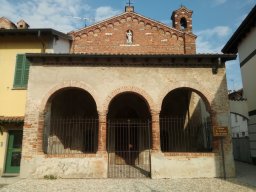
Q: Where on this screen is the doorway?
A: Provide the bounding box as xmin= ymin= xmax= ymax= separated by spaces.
xmin=107 ymin=92 xmax=151 ymax=178
xmin=5 ymin=130 xmax=23 ymax=173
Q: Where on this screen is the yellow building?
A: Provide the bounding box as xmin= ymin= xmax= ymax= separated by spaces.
xmin=0 ymin=17 xmax=71 ymax=175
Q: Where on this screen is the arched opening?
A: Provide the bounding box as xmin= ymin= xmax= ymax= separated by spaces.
xmin=43 ymin=88 xmax=98 ymax=155
xmin=160 ymin=88 xmax=212 ymax=153
xmin=107 ymin=92 xmax=151 ymax=178
xmin=180 ymin=17 xmax=187 ymax=30
xmin=108 ymin=92 xmax=151 ymax=119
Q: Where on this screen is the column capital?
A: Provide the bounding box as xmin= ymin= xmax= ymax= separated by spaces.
xmin=98 ymin=111 xmax=107 ymax=122
xmin=98 ymin=110 xmax=107 ymax=117
xmin=151 ymin=109 xmax=161 ymax=116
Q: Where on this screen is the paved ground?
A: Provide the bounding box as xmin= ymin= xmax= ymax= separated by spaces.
xmin=0 ymin=178 xmax=256 ymax=192
xmin=0 ymin=161 xmax=255 ymax=192
xmin=236 ymin=161 xmax=256 ymax=187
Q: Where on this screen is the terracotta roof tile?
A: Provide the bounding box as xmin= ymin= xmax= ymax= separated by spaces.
xmin=0 ymin=116 xmax=24 ymax=123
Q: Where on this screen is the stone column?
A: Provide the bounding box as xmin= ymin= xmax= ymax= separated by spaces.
xmin=97 ymin=111 xmax=107 ymax=153
xmin=151 ymin=110 xmax=161 ymax=151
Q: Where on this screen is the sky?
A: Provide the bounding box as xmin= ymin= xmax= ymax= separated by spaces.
xmin=1 ymin=0 xmax=256 ymax=91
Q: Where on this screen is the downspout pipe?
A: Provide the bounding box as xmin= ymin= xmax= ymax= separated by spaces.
xmin=38 ymin=30 xmax=46 ymax=53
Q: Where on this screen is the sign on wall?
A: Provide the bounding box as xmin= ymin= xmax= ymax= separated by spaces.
xmin=213 ymin=127 xmax=229 ymax=137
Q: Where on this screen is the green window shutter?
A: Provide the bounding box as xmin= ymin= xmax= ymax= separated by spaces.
xmin=13 ymin=55 xmax=24 ymax=88
xmin=23 ymin=57 xmax=30 ymax=87
xmin=13 ymin=54 xmax=30 ymax=88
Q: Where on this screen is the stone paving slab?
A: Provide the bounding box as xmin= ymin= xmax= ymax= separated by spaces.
xmin=0 ymin=178 xmax=255 ymax=192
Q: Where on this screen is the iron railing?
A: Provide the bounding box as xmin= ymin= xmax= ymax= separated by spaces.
xmin=44 ymin=118 xmax=98 ymax=154
xmin=107 ymin=119 xmax=151 ymax=178
xmin=160 ymin=116 xmax=212 ymax=152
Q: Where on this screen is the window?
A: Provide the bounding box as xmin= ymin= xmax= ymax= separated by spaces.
xmin=235 ymin=114 xmax=238 ymax=122
xmin=13 ymin=54 xmax=30 ymax=89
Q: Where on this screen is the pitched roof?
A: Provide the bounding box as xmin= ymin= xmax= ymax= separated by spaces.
xmin=0 ymin=116 xmax=24 ymax=123
xmin=228 ymin=89 xmax=247 ymax=101
xmin=222 ymin=5 xmax=256 ymax=53
xmin=171 ymin=6 xmax=193 ymax=17
xmin=69 ymin=10 xmax=196 ymax=38
xmin=0 ymin=16 xmax=17 ymax=29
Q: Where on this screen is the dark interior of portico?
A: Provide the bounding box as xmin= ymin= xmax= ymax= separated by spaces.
xmin=107 ymin=92 xmax=151 ymax=165
xmin=44 ymin=88 xmax=98 ymax=154
xmin=160 ymin=88 xmax=212 ymax=152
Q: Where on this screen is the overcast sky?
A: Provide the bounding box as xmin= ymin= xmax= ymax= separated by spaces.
xmin=1 ymin=0 xmax=255 ymax=91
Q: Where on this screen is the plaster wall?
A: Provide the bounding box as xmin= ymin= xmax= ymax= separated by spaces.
xmin=240 ymin=57 xmax=256 ymax=113
xmin=0 ymin=131 xmax=8 ymax=175
xmin=238 ymin=27 xmax=256 ymax=62
xmin=21 ymin=155 xmax=107 ymax=178
xmin=52 ymin=38 xmax=70 ymax=53
xmin=229 ymin=100 xmax=248 ymax=119
xmin=230 ymin=113 xmax=248 ymax=137
xmin=151 ymin=151 xmax=234 ymax=178
xmin=0 ymin=41 xmax=45 ymax=116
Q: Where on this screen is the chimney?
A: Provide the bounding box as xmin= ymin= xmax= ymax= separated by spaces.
xmin=125 ymin=6 xmax=134 ymax=12
xmin=17 ymin=19 xmax=30 ymax=29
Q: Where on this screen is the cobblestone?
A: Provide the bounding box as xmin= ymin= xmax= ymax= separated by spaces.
xmin=0 ymin=178 xmax=255 ymax=192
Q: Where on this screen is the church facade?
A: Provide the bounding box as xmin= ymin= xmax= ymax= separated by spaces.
xmin=20 ymin=6 xmax=236 ymax=178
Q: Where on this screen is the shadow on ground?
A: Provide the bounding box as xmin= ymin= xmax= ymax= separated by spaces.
xmin=226 ymin=161 xmax=256 ymax=190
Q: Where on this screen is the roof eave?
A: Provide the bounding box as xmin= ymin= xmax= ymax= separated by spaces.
xmin=222 ymin=5 xmax=256 ymax=53
xmin=25 ymin=53 xmax=237 ymax=63
xmin=0 ymin=29 xmax=72 ymax=40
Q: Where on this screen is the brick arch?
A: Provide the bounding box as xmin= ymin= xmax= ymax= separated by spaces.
xmin=158 ymin=81 xmax=214 ymax=113
xmin=39 ymin=81 xmax=99 ymax=113
xmin=102 ymin=86 xmax=156 ymax=114
xmin=158 ymin=82 xmax=219 ymax=152
xmin=37 ymin=81 xmax=99 ymax=155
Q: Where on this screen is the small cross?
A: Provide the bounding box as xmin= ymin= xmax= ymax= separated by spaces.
xmin=127 ymin=0 xmax=133 ymax=6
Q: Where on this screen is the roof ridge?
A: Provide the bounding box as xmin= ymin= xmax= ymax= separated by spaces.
xmin=69 ymin=11 xmax=196 ymax=38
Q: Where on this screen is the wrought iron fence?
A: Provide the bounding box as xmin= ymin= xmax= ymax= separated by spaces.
xmin=43 ymin=118 xmax=98 ymax=154
xmin=107 ymin=119 xmax=151 ymax=178
xmin=160 ymin=116 xmax=212 ymax=152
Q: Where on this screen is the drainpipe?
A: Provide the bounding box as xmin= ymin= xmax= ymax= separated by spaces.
xmin=38 ymin=30 xmax=46 ymax=53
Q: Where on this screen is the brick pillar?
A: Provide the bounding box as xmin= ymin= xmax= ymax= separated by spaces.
xmin=151 ymin=110 xmax=161 ymax=151
xmin=98 ymin=112 xmax=107 ymax=153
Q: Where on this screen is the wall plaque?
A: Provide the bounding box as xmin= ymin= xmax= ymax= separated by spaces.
xmin=213 ymin=127 xmax=228 ymax=137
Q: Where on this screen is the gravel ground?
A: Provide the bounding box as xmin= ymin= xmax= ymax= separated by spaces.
xmin=0 ymin=185 xmax=6 ymax=189
xmin=0 ymin=178 xmax=255 ymax=192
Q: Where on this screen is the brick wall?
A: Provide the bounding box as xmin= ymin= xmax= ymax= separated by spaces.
xmin=70 ymin=12 xmax=196 ymax=54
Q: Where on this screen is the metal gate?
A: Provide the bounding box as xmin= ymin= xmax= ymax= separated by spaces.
xmin=232 ymin=137 xmax=252 ymax=163
xmin=107 ymin=119 xmax=151 ymax=178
